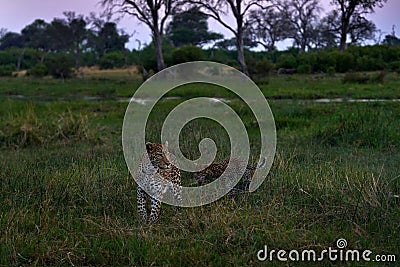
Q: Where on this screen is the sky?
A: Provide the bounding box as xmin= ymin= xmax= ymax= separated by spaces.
xmin=0 ymin=0 xmax=399 ymax=50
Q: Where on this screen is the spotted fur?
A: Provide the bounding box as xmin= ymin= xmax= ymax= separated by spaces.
xmin=194 ymin=157 xmax=266 ymax=194
xmin=136 ymin=142 xmax=181 ymax=223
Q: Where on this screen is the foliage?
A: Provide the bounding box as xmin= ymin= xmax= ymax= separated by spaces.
xmin=276 ymin=0 xmax=322 ymax=52
xmin=98 ymin=51 xmax=126 ymax=69
xmin=327 ymin=0 xmax=386 ymax=51
xmin=26 ymin=63 xmax=48 ymax=77
xmin=45 ymin=53 xmax=75 ymax=79
xmin=0 ymin=64 xmax=14 ymax=77
xmin=172 ymin=45 xmax=205 ymax=64
xmin=94 ymin=22 xmax=129 ymax=57
xmin=276 ymin=54 xmax=297 ymax=69
xmin=166 ymin=7 xmax=222 ymax=47
xmin=297 ymin=64 xmax=312 ymax=74
xmin=248 ymin=7 xmax=293 ymax=51
xmin=382 ymin=34 xmax=400 ymax=46
xmin=138 ymin=40 xmax=175 ymax=71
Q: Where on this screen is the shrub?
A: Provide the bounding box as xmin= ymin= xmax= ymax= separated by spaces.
xmin=316 ymin=52 xmax=336 ymax=72
xmin=297 ymin=52 xmax=317 ymax=72
xmin=276 ymin=54 xmax=297 ymax=69
xmin=333 ymin=51 xmax=355 ymax=73
xmin=248 ymin=58 xmax=274 ymax=77
xmin=45 ymin=53 xmax=75 ymax=79
xmin=356 ymin=56 xmax=386 ymax=71
xmin=139 ymin=40 xmax=175 ymax=71
xmin=0 ymin=64 xmax=14 ymax=77
xmin=297 ymin=64 xmax=312 ymax=74
xmin=326 ymin=66 xmax=336 ymax=76
xmin=27 ymin=63 xmax=48 ymax=77
xmin=172 ymin=45 xmax=205 ymax=64
xmin=98 ymin=51 xmax=126 ymax=69
xmin=388 ymin=61 xmax=400 ymax=72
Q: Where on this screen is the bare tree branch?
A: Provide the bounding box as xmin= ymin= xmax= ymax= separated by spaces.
xmin=100 ymin=0 xmax=183 ymax=70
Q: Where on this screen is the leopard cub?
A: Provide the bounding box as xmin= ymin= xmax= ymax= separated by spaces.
xmin=135 ymin=142 xmax=181 ymax=224
xmin=193 ymin=156 xmax=266 ymax=194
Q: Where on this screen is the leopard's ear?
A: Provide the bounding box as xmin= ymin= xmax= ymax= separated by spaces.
xmin=145 ymin=142 xmax=153 ymax=151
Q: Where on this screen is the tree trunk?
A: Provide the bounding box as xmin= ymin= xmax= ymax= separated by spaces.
xmin=339 ymin=31 xmax=347 ymax=51
xmin=153 ymin=29 xmax=165 ymax=71
xmin=16 ymin=48 xmax=26 ymax=72
xmin=339 ymin=20 xmax=349 ymax=51
xmin=74 ymin=43 xmax=80 ymax=70
xmin=236 ymin=30 xmax=249 ymax=76
xmin=301 ymin=41 xmax=306 ymax=53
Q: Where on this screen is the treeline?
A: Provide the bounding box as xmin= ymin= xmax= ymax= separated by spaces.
xmin=98 ymin=0 xmax=397 ymax=75
xmin=1 ymin=43 xmax=399 ymax=78
xmin=0 ymin=11 xmax=129 ymax=78
xmin=1 ymin=0 xmax=400 ymax=78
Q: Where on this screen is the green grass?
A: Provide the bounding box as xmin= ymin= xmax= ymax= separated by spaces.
xmin=0 ymin=74 xmax=399 ymax=266
xmin=1 ymin=71 xmax=400 ymax=100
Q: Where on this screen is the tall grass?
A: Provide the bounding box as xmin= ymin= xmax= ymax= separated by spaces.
xmin=0 ymin=96 xmax=399 ymax=265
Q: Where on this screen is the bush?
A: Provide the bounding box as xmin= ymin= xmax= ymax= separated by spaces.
xmin=316 ymin=51 xmax=337 ymax=72
xmin=356 ymin=56 xmax=386 ymax=71
xmin=139 ymin=40 xmax=175 ymax=71
xmin=276 ymin=54 xmax=297 ymax=69
xmin=27 ymin=63 xmax=48 ymax=77
xmin=326 ymin=66 xmax=336 ymax=76
xmin=333 ymin=51 xmax=355 ymax=73
xmin=297 ymin=64 xmax=312 ymax=74
xmin=342 ymin=72 xmax=386 ymax=84
xmin=248 ymin=58 xmax=274 ymax=77
xmin=98 ymin=51 xmax=126 ymax=69
xmin=0 ymin=64 xmax=14 ymax=77
xmin=45 ymin=54 xmax=75 ymax=79
xmin=297 ymin=52 xmax=318 ymax=71
xmin=172 ymin=45 xmax=205 ymax=64
xmin=388 ymin=61 xmax=400 ymax=72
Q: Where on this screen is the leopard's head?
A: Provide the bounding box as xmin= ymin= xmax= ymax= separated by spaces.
xmin=146 ymin=142 xmax=171 ymax=170
xmin=194 ymin=168 xmax=214 ymax=186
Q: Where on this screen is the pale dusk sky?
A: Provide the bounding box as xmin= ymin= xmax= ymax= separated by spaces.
xmin=0 ymin=0 xmax=399 ymax=50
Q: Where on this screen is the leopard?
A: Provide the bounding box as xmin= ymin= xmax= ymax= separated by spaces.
xmin=193 ymin=156 xmax=266 ymax=194
xmin=135 ymin=142 xmax=181 ymax=224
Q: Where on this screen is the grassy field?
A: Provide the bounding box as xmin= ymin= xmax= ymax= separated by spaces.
xmin=0 ymin=72 xmax=399 ymax=266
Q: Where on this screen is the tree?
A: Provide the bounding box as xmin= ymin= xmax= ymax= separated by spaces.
xmin=46 ymin=18 xmax=74 ymax=52
xmin=348 ymin=14 xmax=376 ymax=45
xmin=276 ymin=0 xmax=322 ymax=52
xmin=188 ymin=0 xmax=271 ymax=76
xmin=86 ymin=13 xmax=130 ymax=58
xmin=0 ymin=32 xmax=25 ymax=50
xmin=166 ymin=7 xmax=223 ymax=47
xmin=329 ymin=0 xmax=387 ymax=51
xmin=248 ymin=7 xmax=294 ymax=51
xmin=63 ymin=12 xmax=90 ymax=69
xmin=100 ymin=0 xmax=183 ymax=71
xmin=319 ymin=8 xmax=377 ymax=49
xmin=21 ymin=19 xmax=50 ymax=52
xmin=383 ymin=35 xmax=400 ymax=46
xmin=0 ymin=28 xmax=7 ymax=39
xmin=314 ymin=11 xmax=340 ymax=48
xmin=96 ymin=22 xmax=129 ymax=55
